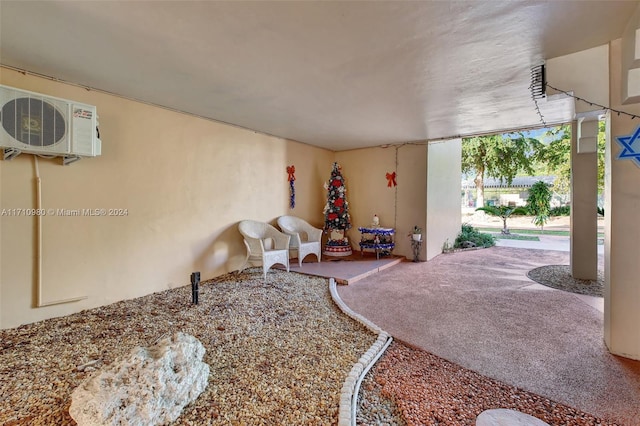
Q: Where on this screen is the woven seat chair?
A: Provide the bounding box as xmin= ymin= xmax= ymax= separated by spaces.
xmin=238 ymin=220 xmax=290 ymax=279
xmin=277 ymin=215 xmax=322 ymax=267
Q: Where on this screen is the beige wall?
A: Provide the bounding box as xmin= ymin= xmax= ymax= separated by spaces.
xmin=0 ymin=68 xmax=334 ymax=329
xmin=0 ymin=68 xmax=464 ymax=330
xmin=336 ymin=142 xmax=460 ymax=261
xmin=395 ymin=145 xmax=428 ymax=259
xmin=334 ymin=146 xmax=399 ymax=252
xmin=426 ymin=139 xmax=462 ymax=260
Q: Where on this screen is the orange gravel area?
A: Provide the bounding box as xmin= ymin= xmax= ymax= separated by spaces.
xmin=369 ymin=342 xmax=618 ymax=426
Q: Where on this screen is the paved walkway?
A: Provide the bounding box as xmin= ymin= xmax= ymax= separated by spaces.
xmin=337 ymin=246 xmax=640 ymax=425
xmin=495 ymin=234 xmax=604 ymax=254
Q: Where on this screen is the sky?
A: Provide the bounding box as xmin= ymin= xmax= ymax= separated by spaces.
xmin=512 ymin=126 xmax=562 ymax=144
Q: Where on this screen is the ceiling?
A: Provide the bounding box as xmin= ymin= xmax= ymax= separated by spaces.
xmin=1 ymin=1 xmax=637 ymax=151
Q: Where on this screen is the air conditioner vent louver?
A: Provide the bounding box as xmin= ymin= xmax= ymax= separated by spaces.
xmin=530 ymin=64 xmax=546 ymax=100
xmin=0 ymin=84 xmax=101 ymax=159
xmin=2 ymin=97 xmax=67 ymax=147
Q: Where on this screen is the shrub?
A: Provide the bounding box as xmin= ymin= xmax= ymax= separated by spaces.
xmin=454 ymin=224 xmax=496 ymax=248
xmin=476 ymin=205 xmax=528 ymax=234
xmin=550 ymin=205 xmax=570 ymax=216
xmin=526 ymin=181 xmax=552 ymax=230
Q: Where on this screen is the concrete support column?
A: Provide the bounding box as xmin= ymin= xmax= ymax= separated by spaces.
xmin=426 ymin=139 xmax=462 ymax=260
xmin=606 ymin=111 xmax=640 ymax=360
xmin=570 ymin=119 xmax=598 ymax=280
xmin=605 ymin=38 xmax=640 ymax=360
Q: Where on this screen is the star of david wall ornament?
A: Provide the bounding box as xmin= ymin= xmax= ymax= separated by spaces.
xmin=616 ymin=126 xmax=640 ymax=168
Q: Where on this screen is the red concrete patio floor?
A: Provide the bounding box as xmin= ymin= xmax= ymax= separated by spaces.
xmin=285 ymin=252 xmax=404 ymax=284
xmin=282 ymin=245 xmax=640 ymax=424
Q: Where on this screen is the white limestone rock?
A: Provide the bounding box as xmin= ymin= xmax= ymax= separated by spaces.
xmin=69 ymin=332 xmax=210 ymax=426
xmin=476 ymin=409 xmax=550 ymax=426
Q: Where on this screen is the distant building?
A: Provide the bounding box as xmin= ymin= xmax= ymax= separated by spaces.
xmin=461 ymin=175 xmax=557 ymax=208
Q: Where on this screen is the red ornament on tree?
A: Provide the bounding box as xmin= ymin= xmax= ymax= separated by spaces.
xmin=323 ymin=162 xmax=352 ymax=257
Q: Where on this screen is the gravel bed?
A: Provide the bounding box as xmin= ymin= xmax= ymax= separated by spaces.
xmin=363 ymin=342 xmax=619 ymax=426
xmin=0 ymin=267 xmax=618 ymax=426
xmin=527 ymin=265 xmax=604 ymax=297
xmin=0 ymin=269 xmax=376 ymax=425
xmin=356 ymin=373 xmax=407 ymax=426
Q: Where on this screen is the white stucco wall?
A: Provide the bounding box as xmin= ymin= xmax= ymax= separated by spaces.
xmin=426 ymin=139 xmax=462 ymax=260
xmin=548 ymin=34 xmax=640 ymax=360
xmin=546 ymin=44 xmax=609 ymax=114
xmin=621 ymin=3 xmax=640 ymax=104
xmin=605 ymin=39 xmax=640 ymax=360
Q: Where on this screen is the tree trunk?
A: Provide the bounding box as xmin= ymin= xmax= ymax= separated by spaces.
xmin=474 ymin=174 xmax=484 ymax=208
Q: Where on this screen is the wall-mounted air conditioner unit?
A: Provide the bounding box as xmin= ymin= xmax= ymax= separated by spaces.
xmin=0 ymin=84 xmax=101 ymax=164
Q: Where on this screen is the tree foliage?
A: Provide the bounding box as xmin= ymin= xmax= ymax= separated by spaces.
xmin=475 ymin=205 xmax=528 ymax=234
xmin=536 ymin=122 xmax=606 ymax=195
xmin=323 ymin=162 xmax=351 ymax=232
xmin=462 ymin=122 xmax=606 ymax=210
xmin=462 ymin=134 xmax=542 ymax=207
xmin=538 ymin=126 xmax=571 ymax=194
xmin=526 ymin=181 xmax=552 ymax=230
xmin=597 ymin=120 xmax=605 ymax=192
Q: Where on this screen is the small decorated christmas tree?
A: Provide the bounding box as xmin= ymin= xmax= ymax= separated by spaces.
xmin=323 ymin=162 xmax=353 ymax=256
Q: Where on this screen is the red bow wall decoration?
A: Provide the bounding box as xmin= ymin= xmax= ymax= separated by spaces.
xmin=287 ymin=165 xmax=296 ymax=209
xmin=386 ymin=171 xmax=397 ymax=187
xmin=287 ymin=165 xmax=296 ymax=182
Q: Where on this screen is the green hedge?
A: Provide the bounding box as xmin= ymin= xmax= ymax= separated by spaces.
xmin=550 ymin=205 xmax=570 ymax=216
xmin=454 ymin=224 xmax=496 ymax=248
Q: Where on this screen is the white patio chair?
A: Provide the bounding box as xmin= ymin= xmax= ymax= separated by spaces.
xmin=238 ymin=220 xmax=290 ymax=279
xmin=277 ymin=215 xmax=322 ymax=267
